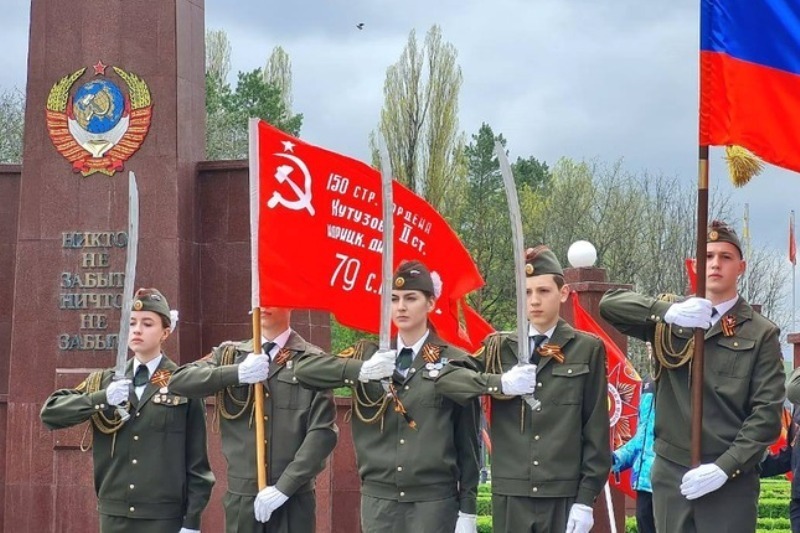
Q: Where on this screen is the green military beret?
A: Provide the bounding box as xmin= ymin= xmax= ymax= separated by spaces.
xmin=525 ymin=245 xmax=564 ymax=277
xmin=707 ymin=220 xmax=743 ymax=257
xmin=132 ymin=287 xmax=171 ymax=325
xmin=393 ymin=260 xmax=436 ymax=296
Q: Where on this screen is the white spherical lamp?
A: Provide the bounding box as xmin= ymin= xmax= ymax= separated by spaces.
xmin=567 ymin=240 xmax=597 ymax=268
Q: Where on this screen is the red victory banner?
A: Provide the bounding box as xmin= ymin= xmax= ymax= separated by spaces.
xmin=571 ymin=291 xmax=641 ymax=498
xmin=248 ymin=119 xmax=493 ymax=351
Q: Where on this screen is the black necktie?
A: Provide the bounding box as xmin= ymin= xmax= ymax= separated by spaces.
xmin=133 ymin=364 xmax=149 ymax=387
xmin=396 ymin=347 xmax=414 ymax=371
xmin=530 ymin=335 xmax=547 ymax=364
xmin=262 ymin=341 xmax=277 ymax=358
xmin=711 ymin=307 xmax=719 ymax=318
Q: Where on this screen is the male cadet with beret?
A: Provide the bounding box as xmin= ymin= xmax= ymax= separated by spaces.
xmin=599 ymin=220 xmax=786 ymax=533
xmin=168 ymin=306 xmax=337 ymax=533
xmin=41 ymin=288 xmax=214 ymax=533
xmin=436 ymin=246 xmax=610 ymax=533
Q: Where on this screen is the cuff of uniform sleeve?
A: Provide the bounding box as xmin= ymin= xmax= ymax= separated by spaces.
xmin=714 ymin=452 xmax=741 ymax=478
xmin=576 ymin=485 xmax=599 ymax=506
xmin=218 ymin=365 xmax=240 ymax=387
xmin=341 ymin=359 xmax=363 ymax=386
xmin=648 ymin=300 xmax=673 ymax=323
xmin=275 ymin=473 xmax=300 ymax=496
xmin=459 ymin=495 xmax=477 ymax=515
xmin=486 ymin=374 xmax=503 ymax=394
xmin=89 ymin=390 xmax=109 ymax=408
xmin=182 ymin=514 xmax=201 ymax=530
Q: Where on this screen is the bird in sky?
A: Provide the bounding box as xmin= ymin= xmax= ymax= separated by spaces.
xmin=356 ymin=23 xmax=365 ymax=30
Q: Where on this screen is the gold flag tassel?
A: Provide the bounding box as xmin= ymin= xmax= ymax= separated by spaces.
xmin=724 ymin=145 xmax=763 ymax=187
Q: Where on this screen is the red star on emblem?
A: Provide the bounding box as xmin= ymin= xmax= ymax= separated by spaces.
xmin=93 ymin=61 xmax=107 ymax=76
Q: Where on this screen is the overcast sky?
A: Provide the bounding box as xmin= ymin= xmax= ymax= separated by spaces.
xmin=2 ymin=0 xmax=798 ymax=326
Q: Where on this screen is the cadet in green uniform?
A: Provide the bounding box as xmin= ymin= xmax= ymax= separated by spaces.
xmin=293 ymin=260 xmax=481 ymax=533
xmin=40 ymin=288 xmax=215 ymax=533
xmin=435 ymin=246 xmax=610 ymax=533
xmin=599 ymin=220 xmax=786 ymax=533
xmin=168 ymin=306 xmax=337 ymax=533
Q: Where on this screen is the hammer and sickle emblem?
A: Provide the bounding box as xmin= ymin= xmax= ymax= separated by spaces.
xmin=266 ymin=153 xmax=315 ymax=216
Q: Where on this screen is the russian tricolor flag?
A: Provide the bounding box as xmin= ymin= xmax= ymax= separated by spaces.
xmin=700 ymin=0 xmax=800 ymax=173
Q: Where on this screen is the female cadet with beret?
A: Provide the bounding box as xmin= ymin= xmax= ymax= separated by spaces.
xmin=41 ymin=288 xmax=215 ymax=533
xmin=294 ymin=260 xmax=481 ymax=533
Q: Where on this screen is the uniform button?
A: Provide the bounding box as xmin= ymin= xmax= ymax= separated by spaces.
xmin=136 ymin=412 xmax=141 ymax=417
xmin=400 ymin=491 xmax=405 ymax=497
xmin=537 ymin=382 xmax=542 ymax=388
xmin=100 ymin=403 xmax=106 ymax=408
xmin=94 ymin=405 xmax=100 ymax=410
xmin=397 ymin=466 xmax=403 ymax=471
xmin=733 ymin=342 xmax=739 ymax=347
xmin=534 ymin=435 xmax=540 ymax=440
xmin=265 ymin=393 xmax=270 ymax=398
xmin=129 ymin=484 xmax=135 ymax=490
xmin=533 ymin=461 xmax=539 ymax=466
xmin=532 ymin=487 xmax=538 ymax=493
xmin=535 ymin=407 xmax=542 ymax=412
xmin=404 ymin=385 xmax=410 ymax=390
xmin=567 ymin=369 xmax=573 ymax=374
xmin=678 ymin=329 xmax=683 ymax=334
xmin=132 ymin=459 xmax=137 ymax=465
xmin=264 ymin=416 xmax=268 ymax=421
xmin=133 ymin=435 xmax=139 ymax=441
xmin=400 ymin=439 xmax=405 ymax=445
xmin=292 ymin=377 xmax=297 ymax=382
xmin=129 ymin=506 xmax=135 ymax=512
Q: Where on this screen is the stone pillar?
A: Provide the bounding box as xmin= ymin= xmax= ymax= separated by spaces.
xmin=562 ymin=266 xmax=633 ymax=533
xmin=8 ymin=1 xmax=205 ymax=530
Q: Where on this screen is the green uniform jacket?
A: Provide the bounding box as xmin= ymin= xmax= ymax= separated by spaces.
xmin=788 ymin=367 xmax=800 ymax=405
xmin=435 ymin=320 xmax=610 ymax=506
xmin=293 ymin=332 xmax=481 ymax=514
xmin=168 ymin=331 xmax=338 ymax=497
xmin=599 ymin=289 xmax=785 ymax=477
xmin=40 ymin=356 xmax=215 ymax=529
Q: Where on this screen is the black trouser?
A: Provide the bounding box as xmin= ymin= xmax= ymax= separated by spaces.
xmin=790 ymin=497 xmax=800 ymax=533
xmin=635 ymin=490 xmax=656 ymax=533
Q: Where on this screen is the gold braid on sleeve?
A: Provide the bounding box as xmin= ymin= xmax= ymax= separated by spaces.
xmin=350 ymin=341 xmax=392 ymax=428
xmin=212 ymin=344 xmax=254 ymax=432
xmin=80 ymin=370 xmax=127 ymax=455
xmin=485 ymin=334 xmax=515 ymax=401
xmin=652 ymin=293 xmax=695 ymax=379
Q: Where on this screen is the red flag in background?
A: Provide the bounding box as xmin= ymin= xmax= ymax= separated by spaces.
xmin=571 ymin=292 xmax=642 ymax=498
xmin=250 ymin=119 xmax=492 ymax=351
xmin=685 ymin=258 xmax=697 ymax=294
xmin=790 ymin=211 xmax=796 ymax=266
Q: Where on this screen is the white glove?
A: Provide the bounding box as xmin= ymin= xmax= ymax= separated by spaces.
xmin=178 ymin=529 xmax=200 ymax=533
xmin=664 ymin=297 xmax=713 ymax=329
xmin=500 ymin=364 xmax=537 ymax=396
xmin=105 ymin=379 xmax=131 ymax=406
xmin=358 ymin=349 xmax=396 ymax=382
xmin=680 ymin=463 xmax=728 ymax=500
xmin=253 ymin=486 xmax=289 ymax=523
xmin=565 ymin=503 xmax=594 ymax=533
xmin=454 ymin=511 xmax=477 ymax=533
xmin=238 ymin=353 xmax=270 ymax=384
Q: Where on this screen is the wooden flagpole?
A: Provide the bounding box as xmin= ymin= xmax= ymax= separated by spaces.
xmin=691 ymin=145 xmax=710 ymax=466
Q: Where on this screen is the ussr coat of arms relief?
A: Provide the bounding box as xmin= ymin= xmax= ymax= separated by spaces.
xmin=46 ymin=61 xmax=152 ymax=176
